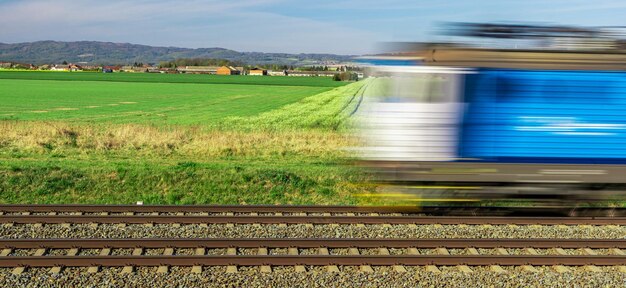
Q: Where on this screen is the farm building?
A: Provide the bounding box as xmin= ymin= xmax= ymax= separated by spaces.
xmin=69 ymin=64 xmax=82 ymax=71
xmin=268 ymin=70 xmax=287 ymax=76
xmin=216 ymin=66 xmax=241 ymax=75
xmin=102 ymin=66 xmax=121 ymax=73
xmin=249 ymin=68 xmax=267 ymax=76
xmin=285 ymin=70 xmax=338 ymax=77
xmin=50 ymin=65 xmax=69 ymax=71
xmin=178 ymin=66 xmax=219 ymax=74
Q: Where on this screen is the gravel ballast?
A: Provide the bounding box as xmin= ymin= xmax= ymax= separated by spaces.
xmin=0 ymin=267 xmax=624 ymax=288
xmin=0 ymin=224 xmax=624 ymax=239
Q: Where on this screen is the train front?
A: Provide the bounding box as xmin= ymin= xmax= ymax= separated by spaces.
xmin=356 ymin=24 xmax=626 ymax=209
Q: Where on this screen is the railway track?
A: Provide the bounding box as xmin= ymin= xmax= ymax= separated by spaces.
xmin=1 ymin=204 xmax=624 ymax=216
xmin=0 ymin=205 xmax=625 ymax=225
xmin=2 ymin=214 xmax=625 ymax=225
xmin=1 ymin=204 xmax=625 ymax=282
xmin=1 ymin=238 xmax=625 ymax=272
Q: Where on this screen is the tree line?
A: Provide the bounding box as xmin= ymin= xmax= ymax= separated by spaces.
xmin=158 ymin=58 xmax=245 ymax=68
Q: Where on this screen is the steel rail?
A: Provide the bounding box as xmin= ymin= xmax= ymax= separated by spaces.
xmin=1 ymin=215 xmax=625 ymax=225
xmin=0 ymin=205 xmax=623 ymax=216
xmin=0 ymin=238 xmax=624 ymax=249
xmin=1 ymin=255 xmax=624 ymax=267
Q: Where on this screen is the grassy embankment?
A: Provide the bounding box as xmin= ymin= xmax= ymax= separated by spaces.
xmin=0 ymin=72 xmax=373 ymax=204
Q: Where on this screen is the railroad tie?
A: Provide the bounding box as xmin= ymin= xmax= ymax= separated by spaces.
xmin=437 ymin=247 xmax=472 ymax=273
xmin=226 ymin=247 xmax=238 ymax=273
xmin=199 ymin=212 xmax=209 ymax=227
xmin=520 ymin=248 xmax=540 ymax=273
xmin=172 ymin=213 xmax=184 ymax=228
xmin=88 ymin=248 xmax=111 ymax=273
xmin=371 ymin=213 xmax=391 ymax=228
xmin=288 ymin=248 xmax=306 ymax=272
xmin=50 ymin=248 xmax=79 ymax=274
xmin=325 ymin=213 xmax=339 ymax=227
xmin=426 ymin=248 xmax=450 ymax=273
xmin=379 ymin=247 xmax=406 ymax=273
xmin=191 ymin=248 xmax=205 ymax=273
xmin=0 ymin=211 xmax=8 ymax=227
xmin=91 ymin=212 xmax=107 ymax=228
xmin=582 ymin=248 xmax=602 ymax=272
xmin=405 ymin=245 xmax=420 ymax=275
xmin=319 ymin=247 xmax=339 ymax=273
xmin=302 ymin=213 xmax=314 ymax=228
xmin=349 ymin=247 xmax=373 ymax=273
xmin=122 ymin=248 xmax=143 ymax=274
xmin=489 ymin=248 xmax=507 ymax=273
xmin=553 ymin=248 xmax=571 ymax=273
xmin=348 ymin=213 xmax=365 ymax=228
xmin=157 ymin=248 xmax=174 ymax=273
xmin=11 ymin=211 xmax=29 ymax=228
xmin=13 ymin=248 xmax=46 ymax=275
xmin=257 ymin=247 xmax=272 ymax=273
xmin=412 ymin=248 xmax=439 ymax=273
xmin=118 ymin=212 xmax=133 ymax=228
xmin=609 ymin=248 xmax=626 ymax=272
xmin=0 ymin=248 xmax=12 ymax=256
xmin=276 ymin=213 xmax=287 ymax=228
xmin=250 ymin=213 xmax=262 ymax=228
xmin=62 ymin=212 xmax=81 ymax=228
xmin=34 ymin=221 xmax=43 ymax=228
xmin=144 ymin=212 xmax=158 ymax=227
xmin=226 ymin=212 xmax=235 ymax=228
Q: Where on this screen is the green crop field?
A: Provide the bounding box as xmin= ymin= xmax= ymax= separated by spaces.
xmin=0 ymin=72 xmax=378 ymax=205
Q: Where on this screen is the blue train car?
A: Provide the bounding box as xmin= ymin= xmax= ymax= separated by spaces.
xmin=459 ymin=69 xmax=626 ymax=164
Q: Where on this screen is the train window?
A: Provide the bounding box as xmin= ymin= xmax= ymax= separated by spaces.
xmin=383 ymin=74 xmax=457 ymax=103
xmin=494 ymin=72 xmax=617 ymax=104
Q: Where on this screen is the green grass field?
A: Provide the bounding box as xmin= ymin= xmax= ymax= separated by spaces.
xmin=0 ymin=72 xmax=376 ymax=205
xmin=0 ymin=79 xmax=329 ymax=125
xmin=0 ymin=71 xmax=346 ymax=87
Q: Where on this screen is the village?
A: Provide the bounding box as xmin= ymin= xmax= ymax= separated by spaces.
xmin=0 ymin=61 xmax=364 ymax=79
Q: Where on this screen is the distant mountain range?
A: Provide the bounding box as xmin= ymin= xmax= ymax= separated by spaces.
xmin=0 ymin=41 xmax=354 ymax=66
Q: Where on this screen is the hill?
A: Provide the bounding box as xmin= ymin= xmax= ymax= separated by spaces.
xmin=0 ymin=41 xmax=354 ymax=66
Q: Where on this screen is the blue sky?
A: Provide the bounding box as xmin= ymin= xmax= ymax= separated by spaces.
xmin=0 ymin=0 xmax=625 ymax=54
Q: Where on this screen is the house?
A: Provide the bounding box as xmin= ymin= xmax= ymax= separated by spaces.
xmin=69 ymin=64 xmax=82 ymax=71
xmin=177 ymin=66 xmax=220 ymax=74
xmin=216 ymin=66 xmax=241 ymax=75
xmin=79 ymin=65 xmax=101 ymax=71
xmin=102 ymin=66 xmax=121 ymax=73
xmin=50 ymin=64 xmax=69 ymax=71
xmin=0 ymin=62 xmax=12 ymax=68
xmin=159 ymin=67 xmax=177 ymax=74
xmin=268 ymin=70 xmax=287 ymax=76
xmin=249 ymin=68 xmax=267 ymax=76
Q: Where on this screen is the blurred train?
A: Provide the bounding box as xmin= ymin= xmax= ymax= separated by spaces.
xmin=358 ymin=25 xmax=626 ymax=206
